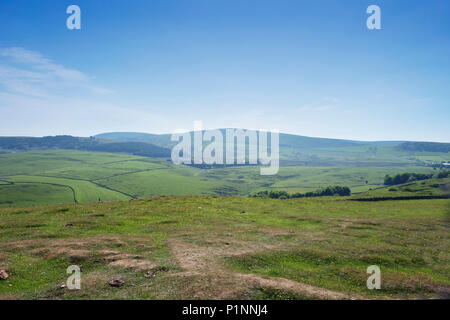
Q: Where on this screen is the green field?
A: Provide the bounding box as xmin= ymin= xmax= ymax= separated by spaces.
xmin=351 ymin=177 xmax=450 ymax=199
xmin=0 ymin=150 xmax=442 ymax=207
xmin=0 ymin=183 xmax=74 ymax=207
xmin=0 ymin=196 xmax=448 ymax=299
xmin=0 ymin=148 xmax=448 ymax=300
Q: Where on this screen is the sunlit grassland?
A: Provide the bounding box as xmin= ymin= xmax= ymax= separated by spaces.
xmin=94 ymin=168 xmax=228 ymax=197
xmin=0 ymin=183 xmax=74 ymax=206
xmin=351 ymin=177 xmax=450 ymax=199
xmin=0 ymin=150 xmax=442 ymax=207
xmin=0 ymin=196 xmax=448 ymax=299
xmin=0 ymin=175 xmax=129 ymax=204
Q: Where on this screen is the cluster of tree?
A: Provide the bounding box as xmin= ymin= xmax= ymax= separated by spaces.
xmin=397 ymin=142 xmax=450 ymax=153
xmin=0 ymin=136 xmax=171 ymax=158
xmin=429 ymin=163 xmax=449 ymax=170
xmin=437 ymin=171 xmax=450 ymax=179
xmin=250 ymin=185 xmax=351 ymax=199
xmin=384 ymin=172 xmax=434 ymax=185
xmin=367 ymin=146 xmax=378 ymax=154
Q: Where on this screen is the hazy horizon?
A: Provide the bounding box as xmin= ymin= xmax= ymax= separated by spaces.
xmin=2 ymin=128 xmax=449 ymax=144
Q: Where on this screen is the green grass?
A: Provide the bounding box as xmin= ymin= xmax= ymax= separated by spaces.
xmin=94 ymin=167 xmax=227 ymax=197
xmin=270 ymin=166 xmax=435 ymax=190
xmin=0 ymin=175 xmax=130 ymax=205
xmin=248 ymin=287 xmax=309 ymax=300
xmin=0 ymin=150 xmax=441 ymax=207
xmin=0 ymin=183 xmax=74 ymax=207
xmin=351 ymin=177 xmax=450 ymax=199
xmin=0 ymin=196 xmax=448 ymax=299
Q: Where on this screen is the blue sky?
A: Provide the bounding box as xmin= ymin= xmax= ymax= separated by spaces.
xmin=0 ymin=0 xmax=449 ymax=141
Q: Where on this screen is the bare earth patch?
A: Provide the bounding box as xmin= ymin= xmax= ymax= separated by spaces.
xmin=6 ymin=236 xmax=156 ymax=271
xmin=168 ymin=238 xmax=353 ymax=299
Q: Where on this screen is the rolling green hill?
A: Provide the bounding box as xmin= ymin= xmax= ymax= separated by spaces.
xmin=350 ymin=177 xmax=450 ymax=199
xmin=0 ymin=130 xmax=448 ymax=207
xmin=1 ymin=131 xmax=448 ymax=168
xmin=95 ymin=130 xmax=449 ymax=166
xmin=0 ymin=149 xmax=445 ymax=207
xmin=95 ymin=130 xmax=407 ymax=153
xmin=397 ymin=141 xmax=450 ymax=153
xmin=0 ymin=141 xmax=448 ymax=300
xmin=95 ymin=130 xmax=405 ymax=148
xmin=0 ymin=136 xmax=171 ymax=158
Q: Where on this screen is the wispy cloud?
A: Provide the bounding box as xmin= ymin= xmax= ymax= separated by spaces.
xmin=0 ymin=47 xmax=165 ymax=136
xmin=0 ymin=47 xmax=111 ymax=98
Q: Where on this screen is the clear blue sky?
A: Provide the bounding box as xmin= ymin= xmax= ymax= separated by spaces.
xmin=0 ymin=0 xmax=449 ymax=141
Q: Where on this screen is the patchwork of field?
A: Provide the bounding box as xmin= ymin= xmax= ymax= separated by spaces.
xmin=0 ymin=196 xmax=448 ymax=299
xmin=0 ymin=150 xmax=440 ymax=207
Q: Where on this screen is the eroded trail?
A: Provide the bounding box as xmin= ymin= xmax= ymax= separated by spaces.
xmin=3 ymin=228 xmax=359 ymax=299
xmin=168 ymin=238 xmax=352 ymax=300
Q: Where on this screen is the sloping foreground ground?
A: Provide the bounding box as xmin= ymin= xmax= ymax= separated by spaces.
xmin=0 ymin=196 xmax=448 ymax=299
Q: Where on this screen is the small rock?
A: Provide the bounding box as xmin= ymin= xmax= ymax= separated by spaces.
xmin=0 ymin=269 xmax=9 ymax=280
xmin=109 ymin=279 xmax=125 ymax=287
xmin=145 ymin=266 xmax=169 ymax=278
xmin=144 ymin=270 xmax=154 ymax=278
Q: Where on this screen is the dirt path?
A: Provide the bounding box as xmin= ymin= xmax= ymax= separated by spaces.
xmin=168 ymin=238 xmax=353 ymax=300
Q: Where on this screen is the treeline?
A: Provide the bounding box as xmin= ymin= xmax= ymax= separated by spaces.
xmin=250 ymin=185 xmax=351 ymax=199
xmin=384 ymin=171 xmax=448 ymax=185
xmin=437 ymin=171 xmax=450 ymax=179
xmin=397 ymin=142 xmax=450 ymax=153
xmin=0 ymin=136 xmax=171 ymax=158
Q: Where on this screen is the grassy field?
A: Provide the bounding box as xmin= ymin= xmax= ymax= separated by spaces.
xmin=0 ymin=196 xmax=448 ymax=299
xmin=0 ymin=149 xmax=448 ymax=300
xmin=351 ymin=177 xmax=450 ymax=199
xmin=0 ymin=183 xmax=74 ymax=207
xmin=0 ymin=150 xmax=440 ymax=207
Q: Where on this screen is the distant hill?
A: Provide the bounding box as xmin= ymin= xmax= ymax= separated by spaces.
xmin=95 ymin=130 xmax=404 ymax=149
xmin=93 ymin=130 xmax=450 ymax=167
xmin=93 ymin=132 xmax=162 ymax=142
xmin=95 ymin=132 xmax=176 ymax=149
xmin=397 ymin=142 xmax=450 ymax=153
xmin=0 ymin=135 xmax=171 ymax=158
xmin=1 ymin=131 xmax=447 ymax=167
